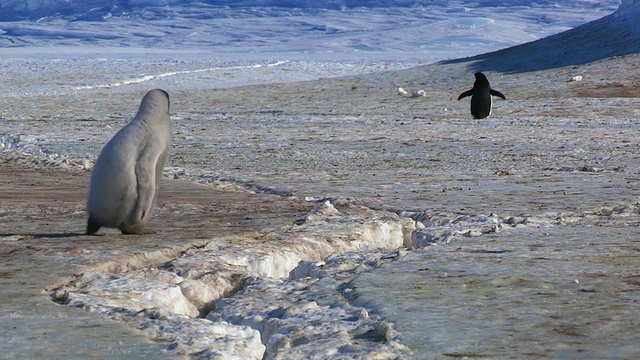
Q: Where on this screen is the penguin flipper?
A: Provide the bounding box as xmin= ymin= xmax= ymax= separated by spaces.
xmin=457 ymin=89 xmax=473 ymax=100
xmin=490 ymin=89 xmax=506 ymax=100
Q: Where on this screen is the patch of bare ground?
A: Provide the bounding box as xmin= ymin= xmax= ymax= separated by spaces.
xmin=576 ymin=85 xmax=640 ymax=98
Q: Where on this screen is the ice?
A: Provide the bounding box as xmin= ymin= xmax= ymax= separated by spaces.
xmin=63 ymin=271 xmax=200 ymax=317
xmin=2 ymin=26 xmax=123 ymax=39
xmin=352 ymin=224 xmax=640 ymax=358
xmin=207 ymin=249 xmax=414 ymax=359
xmin=50 ymin=200 xmax=415 ymax=357
xmin=0 ymin=1 xmax=621 ymax=62
xmin=452 ymin=17 xmax=495 ymax=27
xmin=2 ymin=0 xmax=638 ymax=358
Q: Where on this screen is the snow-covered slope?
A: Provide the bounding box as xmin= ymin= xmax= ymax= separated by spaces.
xmin=447 ymin=0 xmax=639 ymax=72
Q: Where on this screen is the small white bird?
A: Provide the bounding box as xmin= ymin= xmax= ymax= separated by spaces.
xmin=398 ymin=87 xmax=426 ymax=98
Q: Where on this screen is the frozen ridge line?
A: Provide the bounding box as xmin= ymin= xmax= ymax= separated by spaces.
xmin=0 ymin=135 xmax=94 ymax=170
xmin=52 ymin=200 xmax=415 ymax=358
xmin=50 ymin=197 xmax=580 ymax=358
xmin=74 ymin=60 xmax=290 ymax=90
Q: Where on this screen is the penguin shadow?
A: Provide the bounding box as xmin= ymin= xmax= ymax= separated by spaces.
xmin=30 ymin=231 xmax=156 ymax=238
xmin=0 ymin=228 xmax=163 ymax=239
xmin=33 ymin=232 xmax=86 ymax=238
xmin=0 ymin=232 xmax=84 ymax=239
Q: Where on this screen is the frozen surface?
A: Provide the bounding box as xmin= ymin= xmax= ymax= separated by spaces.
xmin=2 ymin=0 xmax=640 ymax=358
xmin=52 ymin=200 xmax=416 ymax=358
xmin=354 ymin=223 xmax=640 ymax=358
xmin=0 ymin=1 xmax=621 ymax=63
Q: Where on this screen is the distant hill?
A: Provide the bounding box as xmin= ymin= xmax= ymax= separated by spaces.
xmin=443 ymin=0 xmax=638 ymax=72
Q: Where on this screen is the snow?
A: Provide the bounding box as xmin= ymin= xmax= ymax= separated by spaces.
xmin=2 ymin=0 xmax=640 ymax=358
xmin=0 ymin=1 xmax=621 ymax=63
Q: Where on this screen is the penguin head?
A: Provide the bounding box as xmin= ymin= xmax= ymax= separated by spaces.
xmin=474 ymin=72 xmax=487 ymax=81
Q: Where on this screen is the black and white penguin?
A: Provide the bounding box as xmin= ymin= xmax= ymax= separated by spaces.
xmin=457 ymin=72 xmax=506 ymax=119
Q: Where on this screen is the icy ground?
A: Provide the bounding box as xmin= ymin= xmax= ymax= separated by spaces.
xmin=2 ymin=0 xmax=640 ymax=358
